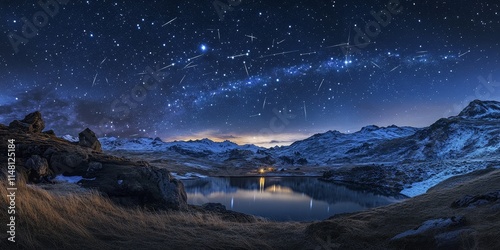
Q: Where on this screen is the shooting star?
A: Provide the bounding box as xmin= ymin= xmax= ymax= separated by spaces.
xmin=218 ymin=29 xmax=220 ymax=41
xmin=259 ymin=50 xmax=299 ymax=58
xmin=183 ymin=61 xmax=194 ymax=69
xmin=92 ymin=73 xmax=98 ymax=86
xmin=277 ymin=39 xmax=285 ymax=44
xmin=243 ymin=62 xmax=249 ymax=77
xmin=303 ymin=101 xmax=307 ymax=121
xmin=187 ymin=54 xmax=203 ymax=61
xmin=158 ymin=63 xmax=175 ymax=71
xmin=371 ymin=61 xmax=381 ymax=69
xmin=262 ymin=97 xmax=267 ymax=109
xmin=227 ymin=53 xmax=248 ymax=59
xmin=184 ymin=64 xmax=197 ymax=69
xmin=317 ymin=79 xmax=325 ymax=91
xmin=389 ymin=65 xmax=401 ymax=72
xmin=326 ymin=42 xmax=348 ymax=48
xmin=458 ymin=50 xmax=471 ymax=57
xmin=249 ymin=113 xmax=261 ymax=117
xmin=162 ymin=17 xmax=177 ymax=27
xmin=300 ymin=51 xmax=317 ymax=56
xmin=416 ymin=51 xmax=428 ymax=54
xmin=105 ymin=77 xmax=109 ymax=85
xmin=179 ymin=75 xmax=186 ymax=84
xmin=245 ymin=34 xmax=257 ymax=42
xmin=100 ymin=57 xmax=107 ymax=65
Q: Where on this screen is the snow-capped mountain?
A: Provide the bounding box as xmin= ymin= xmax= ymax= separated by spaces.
xmin=356 ymin=100 xmax=500 ymax=162
xmin=96 ymin=100 xmax=500 ymax=166
xmin=77 ymin=100 xmax=500 ymax=197
xmin=458 ymin=99 xmax=500 ymax=119
xmin=100 ymin=136 xmax=262 ymax=154
xmin=269 ymin=125 xmax=421 ymax=165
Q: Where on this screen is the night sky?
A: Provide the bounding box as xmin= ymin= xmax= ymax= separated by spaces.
xmin=1 ymin=0 xmax=499 ymax=147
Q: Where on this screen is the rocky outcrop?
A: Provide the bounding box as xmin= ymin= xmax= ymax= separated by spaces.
xmin=389 ymin=216 xmax=471 ymax=249
xmin=78 ymin=128 xmax=102 ymax=152
xmin=0 ymin=112 xmax=187 ymax=211
xmin=320 ymin=165 xmax=406 ymax=193
xmin=451 ymin=190 xmax=500 ymax=208
xmin=25 ymin=155 xmax=50 ymax=183
xmin=8 ymin=111 xmax=45 ymax=133
xmin=391 ymin=216 xmax=466 ymax=241
xmin=80 ymin=162 xmax=188 ymax=210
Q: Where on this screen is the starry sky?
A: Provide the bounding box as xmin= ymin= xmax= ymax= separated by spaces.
xmin=1 ymin=0 xmax=499 ymax=147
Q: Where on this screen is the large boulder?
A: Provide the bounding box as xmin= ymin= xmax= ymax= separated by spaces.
xmin=78 ymin=128 xmax=102 ymax=152
xmin=25 ymin=155 xmax=50 ymax=182
xmin=80 ymin=162 xmax=188 ymax=210
xmin=389 ymin=216 xmax=468 ymax=249
xmin=50 ymin=151 xmax=88 ymax=175
xmin=9 ymin=111 xmax=45 ymax=133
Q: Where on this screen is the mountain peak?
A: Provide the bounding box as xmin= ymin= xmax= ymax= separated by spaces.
xmin=458 ymin=100 xmax=500 ymax=119
xmin=360 ymin=125 xmax=380 ymax=133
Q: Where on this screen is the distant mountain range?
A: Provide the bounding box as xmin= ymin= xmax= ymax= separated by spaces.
xmin=94 ymin=100 xmax=500 ymax=166
xmin=86 ymin=100 xmax=500 ymax=196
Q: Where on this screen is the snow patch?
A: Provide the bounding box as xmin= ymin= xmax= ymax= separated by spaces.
xmin=54 ymin=175 xmax=96 ymax=183
xmin=400 ymin=171 xmax=455 ymax=197
xmin=61 ymin=135 xmax=78 ymax=142
xmin=171 ymin=172 xmax=207 ymax=180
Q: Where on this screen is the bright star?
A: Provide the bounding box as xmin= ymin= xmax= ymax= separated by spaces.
xmin=200 ymin=44 xmax=207 ymax=51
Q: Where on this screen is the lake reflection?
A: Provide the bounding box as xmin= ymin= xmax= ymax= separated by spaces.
xmin=181 ymin=177 xmax=404 ymax=221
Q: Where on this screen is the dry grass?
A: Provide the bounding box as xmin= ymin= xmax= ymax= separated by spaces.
xmin=2 ymin=169 xmax=500 ymax=249
xmin=0 ymin=176 xmax=309 ymax=250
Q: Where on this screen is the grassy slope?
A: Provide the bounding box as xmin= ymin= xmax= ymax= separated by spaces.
xmin=307 ymin=168 xmax=500 ymax=249
xmin=0 ymin=177 xmax=308 ymax=250
xmin=2 ymin=169 xmax=499 ymax=249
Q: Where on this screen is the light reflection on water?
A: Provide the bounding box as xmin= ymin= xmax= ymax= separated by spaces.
xmin=181 ymin=176 xmax=405 ymax=221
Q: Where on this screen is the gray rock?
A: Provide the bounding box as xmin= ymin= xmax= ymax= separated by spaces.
xmin=25 ymin=155 xmax=49 ymax=182
xmin=87 ymin=161 xmax=103 ymax=172
xmin=78 ymin=128 xmax=102 ymax=152
xmin=50 ymin=151 xmax=88 ymax=175
xmin=391 ymin=216 xmax=466 ymax=241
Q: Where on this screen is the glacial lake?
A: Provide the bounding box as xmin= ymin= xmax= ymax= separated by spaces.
xmin=181 ymin=176 xmax=405 ymax=221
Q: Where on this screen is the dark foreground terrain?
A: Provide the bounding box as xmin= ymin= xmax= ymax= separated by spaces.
xmin=1 ymin=112 xmax=499 ymax=249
